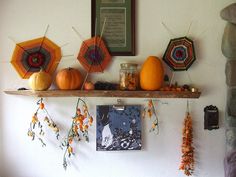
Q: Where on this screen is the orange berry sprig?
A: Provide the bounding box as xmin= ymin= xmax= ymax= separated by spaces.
xmin=179 ymin=112 xmax=194 ymax=176
xmin=61 ymin=98 xmax=93 ymax=170
xmin=27 ymin=98 xmax=60 ymax=147
xmin=142 ymin=99 xmax=159 ymax=134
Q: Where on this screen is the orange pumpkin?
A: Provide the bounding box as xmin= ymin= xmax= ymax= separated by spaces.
xmin=56 ymin=68 xmax=83 ymax=90
xmin=140 ymin=56 xmax=164 ymax=90
xmin=28 ymin=70 xmax=52 ymax=91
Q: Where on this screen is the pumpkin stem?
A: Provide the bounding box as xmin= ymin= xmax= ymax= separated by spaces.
xmin=39 ymin=66 xmax=45 ymax=72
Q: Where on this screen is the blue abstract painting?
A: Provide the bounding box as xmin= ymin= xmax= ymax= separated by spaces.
xmin=96 ymin=105 xmax=142 ymax=151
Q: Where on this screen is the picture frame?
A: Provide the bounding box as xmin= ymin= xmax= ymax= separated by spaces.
xmin=91 ymin=0 xmax=135 ymax=56
xmin=96 ymin=105 xmax=142 ymax=151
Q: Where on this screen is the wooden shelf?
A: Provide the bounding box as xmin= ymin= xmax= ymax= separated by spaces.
xmin=4 ymin=90 xmax=201 ymax=98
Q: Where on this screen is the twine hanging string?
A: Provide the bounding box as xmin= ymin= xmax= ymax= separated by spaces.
xmin=186 ymin=100 xmax=190 ymax=113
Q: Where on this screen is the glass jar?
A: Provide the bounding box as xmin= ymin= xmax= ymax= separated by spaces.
xmin=120 ymin=63 xmax=139 ymax=90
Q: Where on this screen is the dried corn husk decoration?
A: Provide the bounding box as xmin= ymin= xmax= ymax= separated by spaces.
xmin=179 ymin=102 xmax=194 ymax=176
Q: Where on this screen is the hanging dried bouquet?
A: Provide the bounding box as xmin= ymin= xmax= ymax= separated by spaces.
xmin=142 ymin=99 xmax=159 ymax=134
xmin=179 ymin=102 xmax=194 ymax=176
xmin=27 ymin=98 xmax=60 ymax=147
xmin=60 ymin=98 xmax=93 ymax=169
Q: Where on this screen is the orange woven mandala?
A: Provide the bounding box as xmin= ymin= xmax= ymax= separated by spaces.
xmin=11 ymin=37 xmax=61 ymax=79
xmin=77 ymin=36 xmax=111 ymax=73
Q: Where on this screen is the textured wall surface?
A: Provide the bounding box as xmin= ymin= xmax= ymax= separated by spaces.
xmin=0 ymin=0 xmax=234 ymax=177
xmin=221 ymin=6 xmax=236 ymax=176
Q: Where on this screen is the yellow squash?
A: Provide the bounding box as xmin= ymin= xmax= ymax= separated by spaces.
xmin=140 ymin=56 xmax=164 ymax=90
xmin=28 ymin=70 xmax=52 ymax=91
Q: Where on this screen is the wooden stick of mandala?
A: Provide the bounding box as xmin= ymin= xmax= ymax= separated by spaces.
xmin=169 ymin=72 xmax=175 ymax=87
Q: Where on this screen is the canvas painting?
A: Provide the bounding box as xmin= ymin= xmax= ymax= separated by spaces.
xmin=96 ymin=105 xmax=142 ymax=151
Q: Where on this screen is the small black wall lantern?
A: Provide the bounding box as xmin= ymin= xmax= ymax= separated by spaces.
xmin=204 ymin=105 xmax=219 ymax=130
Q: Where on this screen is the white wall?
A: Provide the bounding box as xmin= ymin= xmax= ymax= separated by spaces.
xmin=0 ymin=0 xmax=233 ymax=177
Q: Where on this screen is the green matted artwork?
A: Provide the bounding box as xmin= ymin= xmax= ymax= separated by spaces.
xmin=91 ymin=0 xmax=135 ymax=56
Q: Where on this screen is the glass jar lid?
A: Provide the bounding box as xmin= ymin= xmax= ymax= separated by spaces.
xmin=120 ymin=63 xmax=138 ymax=69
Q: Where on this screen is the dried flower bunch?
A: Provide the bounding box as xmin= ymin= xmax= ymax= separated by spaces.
xmin=179 ymin=110 xmax=194 ymax=176
xmin=142 ymin=100 xmax=159 ymax=134
xmin=61 ymin=98 xmax=93 ymax=169
xmin=27 ymin=98 xmax=60 ymax=147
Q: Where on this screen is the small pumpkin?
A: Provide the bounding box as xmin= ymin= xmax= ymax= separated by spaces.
xmin=28 ymin=70 xmax=52 ymax=91
xmin=56 ymin=67 xmax=83 ymax=90
xmin=140 ymin=56 xmax=164 ymax=90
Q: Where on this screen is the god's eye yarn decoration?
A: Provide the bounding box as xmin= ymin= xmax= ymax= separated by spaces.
xmin=142 ymin=100 xmax=159 ymax=134
xmin=179 ymin=105 xmax=194 ymax=176
xmin=163 ymin=37 xmax=196 ymax=71
xmin=10 ymin=36 xmax=61 ymax=79
xmin=27 ymin=98 xmax=60 ymax=147
xmin=61 ymin=98 xmax=93 ymax=170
